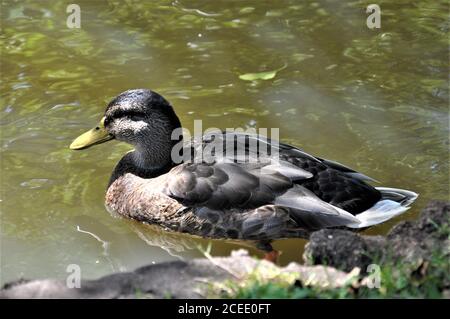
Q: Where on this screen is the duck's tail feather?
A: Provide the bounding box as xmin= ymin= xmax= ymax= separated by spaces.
xmin=346 ymin=187 xmax=418 ymax=229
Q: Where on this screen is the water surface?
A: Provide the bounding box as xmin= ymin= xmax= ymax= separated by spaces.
xmin=1 ymin=0 xmax=448 ymax=284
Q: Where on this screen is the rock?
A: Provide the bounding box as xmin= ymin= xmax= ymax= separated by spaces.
xmin=304 ymin=200 xmax=449 ymax=272
xmin=1 ymin=250 xmax=353 ymax=299
xmin=303 ymin=229 xmax=385 ymax=272
xmin=387 ymin=201 xmax=450 ymax=265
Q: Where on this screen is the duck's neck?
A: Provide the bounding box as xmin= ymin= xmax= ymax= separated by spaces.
xmin=108 ymin=151 xmax=175 ymax=188
xmin=108 ymin=117 xmax=182 ymax=187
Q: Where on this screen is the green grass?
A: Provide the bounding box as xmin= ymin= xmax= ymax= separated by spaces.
xmin=220 ymin=251 xmax=449 ymax=298
xmin=357 ymin=251 xmax=449 ymax=298
xmin=222 ymin=280 xmax=356 ymax=299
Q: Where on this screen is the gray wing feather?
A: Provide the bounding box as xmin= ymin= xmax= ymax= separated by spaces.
xmin=162 ymin=161 xmax=312 ymax=210
xmin=274 ymin=186 xmax=361 ymax=229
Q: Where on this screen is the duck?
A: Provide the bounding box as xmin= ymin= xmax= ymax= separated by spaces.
xmin=70 ymin=89 xmax=418 ymax=261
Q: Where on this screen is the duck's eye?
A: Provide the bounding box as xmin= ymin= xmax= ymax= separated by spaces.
xmin=104 ymin=117 xmax=112 ymax=126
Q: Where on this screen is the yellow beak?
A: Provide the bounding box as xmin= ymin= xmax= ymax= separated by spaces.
xmin=69 ymin=117 xmax=114 ymax=150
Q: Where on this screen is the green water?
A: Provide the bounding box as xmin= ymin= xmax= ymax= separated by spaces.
xmin=1 ymin=0 xmax=448 ymax=284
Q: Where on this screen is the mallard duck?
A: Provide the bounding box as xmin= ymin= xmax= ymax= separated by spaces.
xmin=70 ymin=89 xmax=418 ymax=260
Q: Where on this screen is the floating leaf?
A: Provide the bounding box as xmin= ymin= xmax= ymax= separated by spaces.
xmin=239 ymin=64 xmax=287 ymax=81
xmin=239 ymin=71 xmax=277 ymax=81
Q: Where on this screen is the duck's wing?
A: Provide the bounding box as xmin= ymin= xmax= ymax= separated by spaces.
xmin=161 ymin=160 xmax=361 ymax=230
xmin=161 ymin=161 xmax=311 ymax=209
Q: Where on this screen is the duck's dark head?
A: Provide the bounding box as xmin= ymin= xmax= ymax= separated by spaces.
xmin=70 ymin=89 xmax=182 ymax=171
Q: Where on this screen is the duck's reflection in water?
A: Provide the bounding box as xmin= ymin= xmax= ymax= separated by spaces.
xmin=72 ymin=214 xmax=269 ymax=273
xmin=129 ymin=221 xmax=265 ymax=260
xmin=130 ymin=222 xmax=198 ymax=259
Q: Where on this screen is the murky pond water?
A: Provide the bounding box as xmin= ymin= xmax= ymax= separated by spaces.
xmin=1 ymin=0 xmax=448 ymax=284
